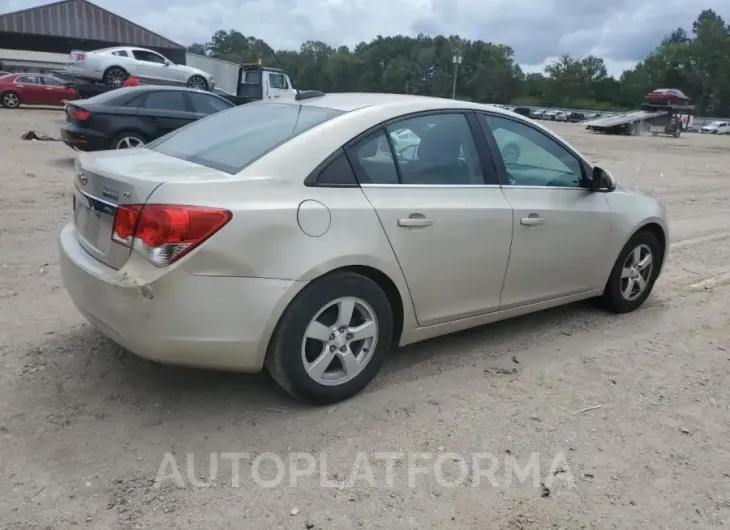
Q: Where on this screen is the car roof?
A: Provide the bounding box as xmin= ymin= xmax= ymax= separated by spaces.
xmin=298 ymin=92 xmax=520 ymax=118
xmin=107 ymin=86 xmax=216 ymax=95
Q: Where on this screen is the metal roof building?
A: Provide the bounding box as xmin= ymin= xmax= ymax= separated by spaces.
xmin=0 ymin=0 xmax=186 ymax=65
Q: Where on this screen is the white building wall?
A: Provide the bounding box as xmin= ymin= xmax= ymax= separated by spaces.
xmin=184 ymin=53 xmax=239 ymax=94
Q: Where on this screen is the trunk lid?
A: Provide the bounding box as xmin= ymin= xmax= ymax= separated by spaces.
xmin=73 ymin=149 xmax=229 ymax=269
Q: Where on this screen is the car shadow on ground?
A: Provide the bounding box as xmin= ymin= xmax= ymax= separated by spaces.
xmin=11 ymin=297 xmax=653 ymax=432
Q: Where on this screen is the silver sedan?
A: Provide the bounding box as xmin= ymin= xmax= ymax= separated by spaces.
xmin=59 ymin=93 xmax=669 ymax=404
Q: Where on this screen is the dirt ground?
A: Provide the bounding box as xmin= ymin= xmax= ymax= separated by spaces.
xmin=1 ymin=108 xmax=730 ymax=530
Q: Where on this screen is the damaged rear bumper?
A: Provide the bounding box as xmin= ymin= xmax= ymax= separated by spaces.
xmin=58 ymin=222 xmax=301 ymax=372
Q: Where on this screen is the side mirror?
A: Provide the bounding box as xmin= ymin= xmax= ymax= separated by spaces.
xmin=591 ymin=166 xmax=617 ymax=192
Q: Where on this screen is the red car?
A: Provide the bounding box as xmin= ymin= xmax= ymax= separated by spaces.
xmin=0 ymin=73 xmax=77 ymax=109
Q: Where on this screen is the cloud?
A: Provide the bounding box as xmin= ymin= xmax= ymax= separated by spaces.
xmin=2 ymin=0 xmax=729 ymax=76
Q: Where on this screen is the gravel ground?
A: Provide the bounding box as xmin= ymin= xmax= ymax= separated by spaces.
xmin=1 ymin=108 xmax=730 ymax=530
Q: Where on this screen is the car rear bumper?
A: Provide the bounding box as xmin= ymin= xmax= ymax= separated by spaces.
xmin=61 ymin=124 xmax=110 ymax=151
xmin=59 ymin=222 xmax=305 ymax=372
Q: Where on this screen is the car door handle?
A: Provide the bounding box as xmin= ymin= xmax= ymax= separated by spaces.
xmin=520 ymin=215 xmax=546 ymax=226
xmin=398 ymin=218 xmax=433 ymax=228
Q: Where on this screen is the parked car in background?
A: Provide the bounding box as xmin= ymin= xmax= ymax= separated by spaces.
xmin=586 ymin=112 xmax=602 ymax=120
xmin=512 ymin=106 xmax=531 ymax=118
xmin=543 ymin=110 xmax=559 ymax=121
xmin=0 ymin=73 xmax=77 ymax=108
xmin=59 ymin=93 xmax=669 ymax=404
xmin=65 ymin=46 xmax=215 ymax=90
xmin=530 ymin=108 xmax=545 ymax=119
xmin=60 ymin=86 xmax=234 ymax=151
xmin=554 ymin=111 xmax=568 ymax=122
xmin=699 ymin=121 xmax=730 ymax=134
xmin=567 ymin=112 xmax=586 ymax=123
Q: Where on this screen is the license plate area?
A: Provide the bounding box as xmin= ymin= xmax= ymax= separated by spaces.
xmin=74 ymin=188 xmax=115 ymax=254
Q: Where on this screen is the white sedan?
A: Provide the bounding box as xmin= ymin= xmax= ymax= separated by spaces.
xmin=699 ymin=121 xmax=730 ymax=134
xmin=60 ymin=93 xmax=669 ymax=404
xmin=65 ymin=46 xmax=215 ymax=90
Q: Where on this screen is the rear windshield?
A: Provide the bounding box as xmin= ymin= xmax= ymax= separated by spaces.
xmin=149 ymin=102 xmax=344 ymax=174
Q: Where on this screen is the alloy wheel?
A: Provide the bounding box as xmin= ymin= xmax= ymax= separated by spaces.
xmin=620 ymin=244 xmax=654 ymax=301
xmin=301 ymin=296 xmax=379 ymax=386
xmin=3 ymin=93 xmax=19 ymax=108
xmin=115 ymin=136 xmax=144 ymax=149
xmin=188 ymin=76 xmax=207 ymax=90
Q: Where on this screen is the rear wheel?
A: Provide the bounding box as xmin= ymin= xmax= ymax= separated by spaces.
xmin=111 ymin=132 xmax=146 ymax=150
xmin=187 ymin=75 xmax=208 ymax=91
xmin=266 ymin=272 xmax=394 ymax=404
xmin=1 ymin=91 xmax=21 ymax=108
xmin=599 ymin=230 xmax=662 ymax=313
xmin=103 ymin=66 xmax=127 ymax=87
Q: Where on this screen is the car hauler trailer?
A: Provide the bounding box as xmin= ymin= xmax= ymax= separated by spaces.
xmin=585 ymin=89 xmax=694 ymax=138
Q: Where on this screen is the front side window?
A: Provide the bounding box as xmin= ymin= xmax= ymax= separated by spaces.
xmin=480 ymin=114 xmax=584 ymax=188
xmin=150 ymin=102 xmax=344 ymax=174
xmin=41 ymin=77 xmax=63 ymax=86
xmin=188 ymin=92 xmax=233 ymax=114
xmin=133 ymin=50 xmax=166 ymax=64
xmin=269 ymin=73 xmax=288 ymax=89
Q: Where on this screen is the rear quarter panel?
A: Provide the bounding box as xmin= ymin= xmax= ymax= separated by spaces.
xmin=148 ymin=176 xmax=416 ymax=343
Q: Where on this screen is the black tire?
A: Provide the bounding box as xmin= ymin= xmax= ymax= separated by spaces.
xmin=1 ymin=91 xmax=21 ymax=108
xmin=111 ymin=131 xmax=146 ymax=150
xmin=103 ymin=66 xmax=127 ymax=86
xmin=265 ymin=272 xmax=394 ymax=404
xmin=186 ymin=75 xmax=209 ymax=91
xmin=599 ymin=230 xmax=663 ymax=313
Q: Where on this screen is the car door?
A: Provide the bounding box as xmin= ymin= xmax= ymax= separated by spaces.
xmin=39 ymin=76 xmax=70 ymax=105
xmin=137 ymin=90 xmax=195 ymax=139
xmin=266 ymin=71 xmax=290 ymax=100
xmin=477 ymin=112 xmax=613 ymax=309
xmin=131 ymin=49 xmax=170 ymax=84
xmin=13 ymin=75 xmax=45 ymax=104
xmin=348 ymin=111 xmax=514 ymax=327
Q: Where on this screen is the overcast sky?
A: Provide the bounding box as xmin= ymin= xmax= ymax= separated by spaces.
xmin=2 ymin=0 xmax=730 ymax=76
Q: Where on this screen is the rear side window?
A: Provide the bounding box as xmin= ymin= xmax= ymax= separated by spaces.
xmin=142 ymin=91 xmax=187 ymax=111
xmin=188 ymin=92 xmax=233 ymax=114
xmin=150 ymin=102 xmax=344 ymax=174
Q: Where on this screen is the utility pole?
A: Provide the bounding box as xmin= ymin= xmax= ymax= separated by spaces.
xmin=451 ymin=52 xmax=462 ymax=99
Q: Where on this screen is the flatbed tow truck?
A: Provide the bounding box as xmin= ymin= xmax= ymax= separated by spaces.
xmin=584 ymin=88 xmax=694 ymax=138
xmin=54 ymin=60 xmax=301 ymax=106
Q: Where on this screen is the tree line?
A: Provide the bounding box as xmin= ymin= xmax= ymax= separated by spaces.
xmin=188 ymin=9 xmax=730 ymax=117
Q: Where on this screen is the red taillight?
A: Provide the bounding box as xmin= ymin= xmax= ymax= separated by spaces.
xmin=69 ymin=109 xmax=90 ymax=121
xmin=73 ymin=53 xmax=86 ymax=61
xmin=111 ymin=204 xmax=232 ymax=266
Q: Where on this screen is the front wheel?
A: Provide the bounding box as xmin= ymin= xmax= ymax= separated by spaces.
xmin=266 ymin=272 xmax=394 ymax=404
xmin=187 ymin=75 xmax=209 ymax=91
xmin=599 ymin=231 xmax=662 ymax=313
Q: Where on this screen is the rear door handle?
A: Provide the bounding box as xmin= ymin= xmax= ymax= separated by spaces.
xmin=520 ymin=215 xmax=546 ymax=226
xmin=398 ymin=218 xmax=433 ymax=228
